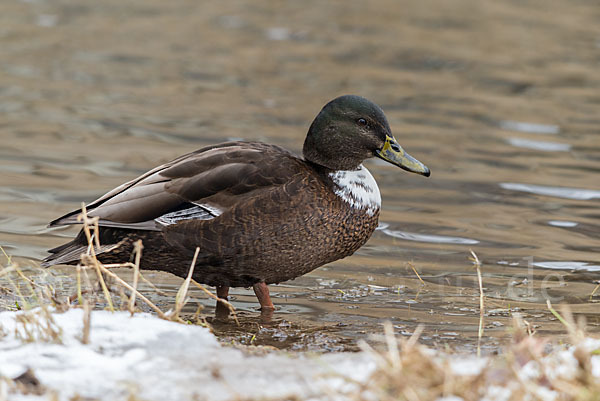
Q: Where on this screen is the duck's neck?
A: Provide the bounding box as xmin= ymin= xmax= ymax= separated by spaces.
xmin=329 ymin=164 xmax=381 ymax=216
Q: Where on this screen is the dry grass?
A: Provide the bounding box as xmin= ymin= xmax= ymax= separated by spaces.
xmin=0 ymin=205 xmax=238 ymax=329
xmin=0 ymin=206 xmax=242 ymax=398
xmin=0 ymin=247 xmax=67 ymax=344
xmin=470 ymin=249 xmax=485 ymax=358
xmin=407 ymin=261 xmax=425 ymax=286
xmin=2 ymin=306 xmax=599 ymax=401
xmin=13 ymin=305 xmax=63 ymax=344
xmin=357 ymin=323 xmax=484 ymax=401
xmin=355 ymin=309 xmax=600 ymax=401
xmin=81 ymin=205 xmax=236 ymax=322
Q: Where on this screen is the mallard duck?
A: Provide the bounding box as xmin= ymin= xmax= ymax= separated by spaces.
xmin=43 ymin=95 xmax=430 ymax=311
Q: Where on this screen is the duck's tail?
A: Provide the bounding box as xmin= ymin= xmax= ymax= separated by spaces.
xmin=41 ymin=230 xmax=122 ymax=267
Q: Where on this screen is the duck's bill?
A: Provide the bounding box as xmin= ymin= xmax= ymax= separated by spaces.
xmin=375 ymin=135 xmax=431 ymax=177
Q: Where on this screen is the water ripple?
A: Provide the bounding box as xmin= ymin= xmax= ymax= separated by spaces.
xmin=533 ymin=261 xmax=600 ymax=272
xmin=499 ymin=120 xmax=560 ymax=134
xmin=0 ymin=216 xmax=47 ymax=235
xmin=548 ymin=220 xmax=578 ymax=227
xmin=381 ymin=228 xmax=479 ymax=245
xmin=507 ymin=138 xmax=571 ymax=152
xmin=500 ymin=183 xmax=600 ymax=200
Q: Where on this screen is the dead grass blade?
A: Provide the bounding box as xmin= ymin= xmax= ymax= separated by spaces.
xmin=167 ymin=247 xmax=200 ymax=321
xmin=128 ymin=240 xmax=143 ymax=314
xmin=407 ymin=261 xmax=425 ymax=285
xmin=590 ymin=282 xmax=600 ymax=301
xmin=81 ymin=255 xmax=167 ymax=319
xmin=101 ymin=263 xmax=168 ymax=296
xmin=81 ymin=299 xmax=91 ymax=345
xmin=76 ymin=265 xmax=83 ymax=306
xmin=190 ymin=279 xmax=239 ymax=325
xmin=77 ymin=203 xmax=114 ymax=312
xmin=469 ymin=249 xmax=485 ymax=358
xmin=14 ymin=303 xmax=63 ymax=344
xmin=39 ymin=202 xmax=237 ymax=326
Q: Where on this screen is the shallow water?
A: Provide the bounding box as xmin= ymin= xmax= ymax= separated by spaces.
xmin=1 ymin=0 xmax=599 ymax=353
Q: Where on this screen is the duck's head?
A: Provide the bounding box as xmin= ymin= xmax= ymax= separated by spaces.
xmin=303 ymin=95 xmax=430 ymax=176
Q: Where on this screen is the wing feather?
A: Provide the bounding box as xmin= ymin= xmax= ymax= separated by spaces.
xmin=48 ymin=142 xmax=302 ymax=230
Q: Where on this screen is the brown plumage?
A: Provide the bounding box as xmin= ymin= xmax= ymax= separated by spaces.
xmin=43 ymin=95 xmax=430 ymax=310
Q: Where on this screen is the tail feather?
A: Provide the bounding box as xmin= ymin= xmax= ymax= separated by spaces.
xmin=47 ymin=230 xmax=88 ymax=255
xmin=42 ymin=229 xmax=124 ymax=267
xmin=41 ymin=244 xmax=88 ymax=267
xmin=42 ymin=242 xmax=123 ymax=267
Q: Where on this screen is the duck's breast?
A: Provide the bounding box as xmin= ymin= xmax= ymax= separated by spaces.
xmin=329 ymin=164 xmax=381 ymax=216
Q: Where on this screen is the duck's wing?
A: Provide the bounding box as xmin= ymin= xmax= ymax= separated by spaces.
xmin=48 ymin=142 xmax=301 ymax=231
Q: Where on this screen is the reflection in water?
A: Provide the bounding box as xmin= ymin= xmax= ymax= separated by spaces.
xmin=499 ymin=120 xmax=560 ymax=135
xmin=532 ymin=261 xmax=600 ymax=272
xmin=0 ymin=0 xmax=599 ymax=352
xmin=548 ymin=221 xmax=578 ymax=228
xmin=500 ymin=183 xmax=600 ymax=200
xmin=507 ymin=138 xmax=571 ymax=152
xmin=381 ymin=228 xmax=479 ymax=245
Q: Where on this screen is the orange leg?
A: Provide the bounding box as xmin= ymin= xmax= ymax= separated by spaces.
xmin=252 ymin=282 xmax=275 ymax=310
xmin=216 ymin=286 xmax=229 ymax=299
xmin=215 ymin=286 xmax=230 ymax=319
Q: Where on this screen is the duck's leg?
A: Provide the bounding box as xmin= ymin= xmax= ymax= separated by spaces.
xmin=252 ymin=282 xmax=275 ymax=310
xmin=216 ymin=286 xmax=229 ymax=299
xmin=215 ymin=286 xmax=230 ymax=319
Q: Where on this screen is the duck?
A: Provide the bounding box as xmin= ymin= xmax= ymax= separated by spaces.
xmin=42 ymin=95 xmax=430 ymax=311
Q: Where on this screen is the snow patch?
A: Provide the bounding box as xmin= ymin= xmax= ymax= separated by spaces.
xmin=449 ymin=357 xmax=487 ymax=376
xmin=3 ymin=309 xmax=600 ymax=401
xmin=0 ymin=309 xmax=373 ymax=401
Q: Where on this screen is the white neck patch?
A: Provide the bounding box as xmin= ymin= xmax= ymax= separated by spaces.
xmin=329 ymin=164 xmax=381 ymax=216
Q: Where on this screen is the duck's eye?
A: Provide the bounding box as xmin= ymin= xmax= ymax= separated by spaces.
xmin=357 ymin=118 xmax=368 ymax=127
